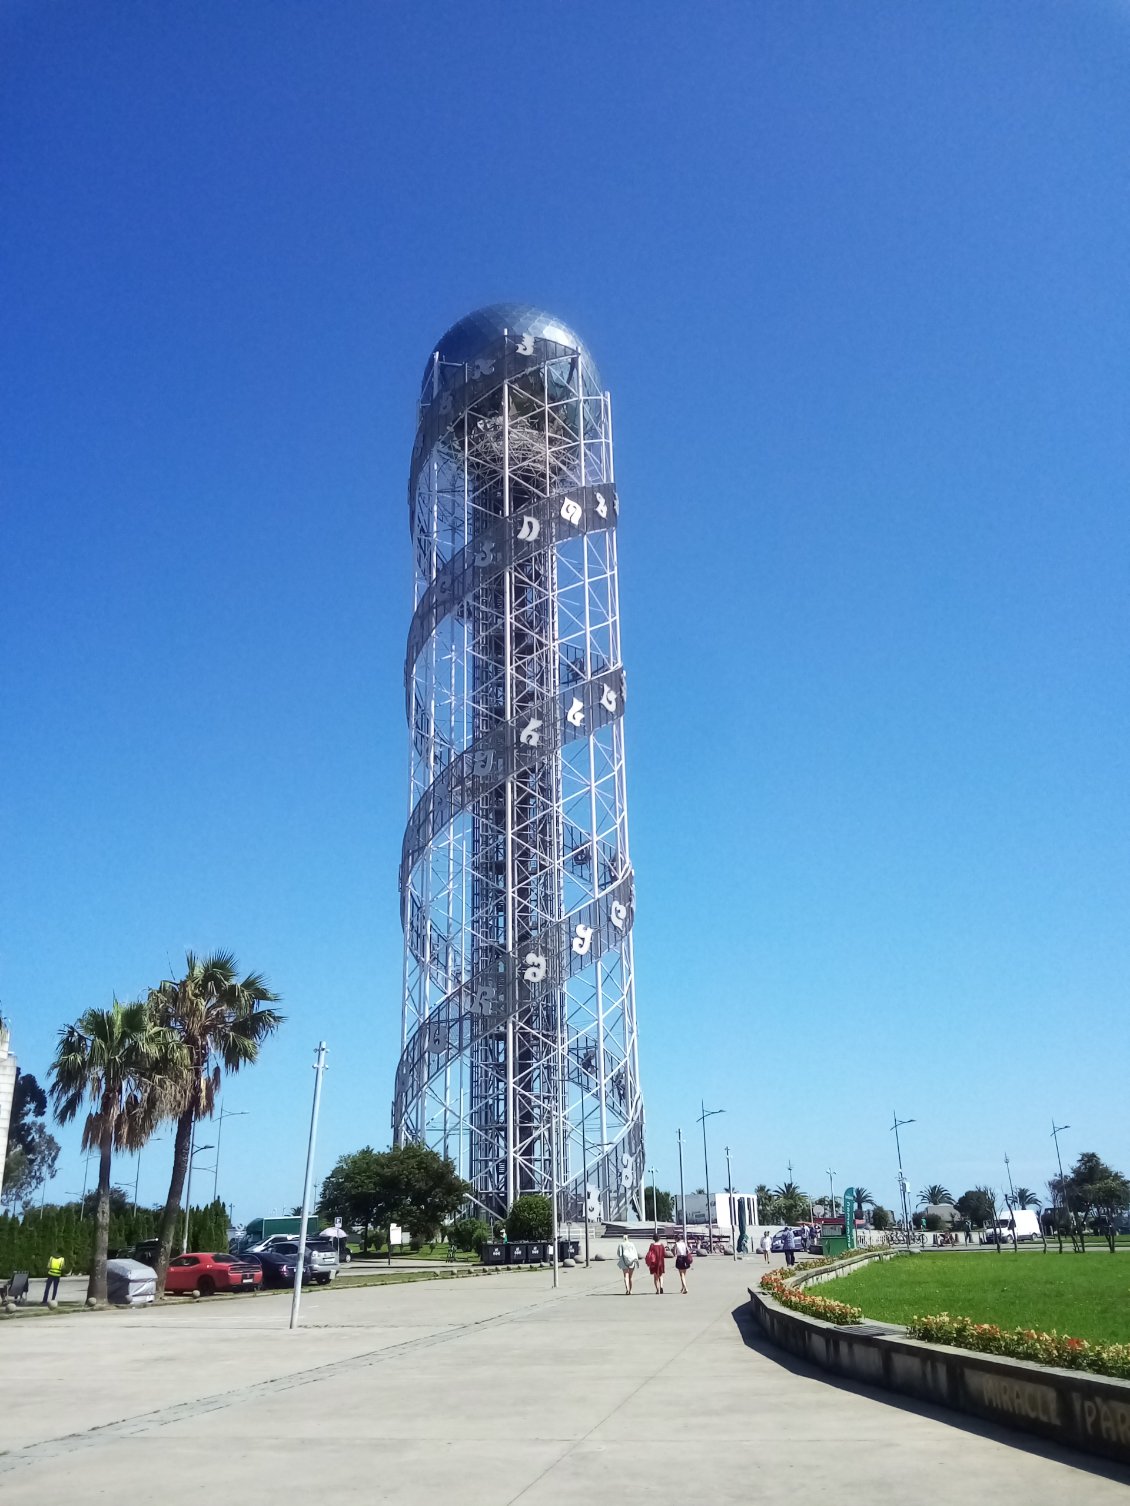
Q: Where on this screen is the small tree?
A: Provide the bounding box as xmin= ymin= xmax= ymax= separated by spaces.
xmin=642 ymin=1186 xmax=674 ymax=1223
xmin=870 ymin=1206 xmax=892 ymax=1231
xmin=956 ymin=1187 xmax=996 ymax=1229
xmin=319 ymin=1143 xmax=469 ymax=1253
xmin=1063 ymin=1152 xmax=1130 ymax=1253
xmin=1 ymin=1073 xmax=60 ymax=1210
xmin=506 ymin=1194 xmax=552 ymax=1241
xmin=449 ymin=1217 xmax=491 ymax=1254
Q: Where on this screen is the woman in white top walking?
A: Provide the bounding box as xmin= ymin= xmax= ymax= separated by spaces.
xmin=673 ymin=1235 xmax=692 ymax=1293
xmin=616 ymin=1236 xmax=640 ymax=1295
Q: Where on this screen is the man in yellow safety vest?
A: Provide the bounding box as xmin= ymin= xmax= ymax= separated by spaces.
xmin=42 ymin=1253 xmax=65 ymax=1304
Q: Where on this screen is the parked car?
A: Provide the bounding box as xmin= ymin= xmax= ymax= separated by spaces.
xmin=256 ymin=1239 xmax=339 ymax=1287
xmin=769 ymin=1227 xmax=811 ymax=1253
xmin=164 ymin=1252 xmax=263 ymax=1296
xmin=231 ymin=1233 xmax=298 ymax=1257
xmin=127 ymin=1238 xmax=163 ymax=1267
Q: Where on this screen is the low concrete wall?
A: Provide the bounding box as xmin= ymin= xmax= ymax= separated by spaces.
xmin=750 ymin=1283 xmax=1130 ymax=1468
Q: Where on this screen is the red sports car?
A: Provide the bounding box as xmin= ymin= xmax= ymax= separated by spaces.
xmin=164 ymin=1252 xmax=262 ymax=1296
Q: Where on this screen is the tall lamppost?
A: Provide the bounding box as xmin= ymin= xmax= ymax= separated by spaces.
xmin=290 ymin=1042 xmax=328 ymax=1331
xmin=826 ymin=1169 xmax=837 ymax=1220
xmin=697 ymin=1101 xmax=724 ymax=1253
xmin=1003 ymin=1151 xmax=1025 ymax=1255
xmin=133 ymin=1135 xmax=166 ymax=1213
xmin=648 ymin=1165 xmax=659 ymax=1238
xmin=1051 ymin=1120 xmax=1070 ymax=1253
xmin=213 ymin=1107 xmax=249 ymax=1204
xmin=891 ymin=1113 xmax=915 ymax=1254
xmin=183 ymin=1135 xmax=215 ymax=1254
xmin=725 ymin=1145 xmax=737 ymax=1262
xmin=677 ymin=1128 xmax=687 ymax=1238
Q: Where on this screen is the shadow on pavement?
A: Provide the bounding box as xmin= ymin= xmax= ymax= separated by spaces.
xmin=730 ymin=1301 xmax=1130 ymax=1487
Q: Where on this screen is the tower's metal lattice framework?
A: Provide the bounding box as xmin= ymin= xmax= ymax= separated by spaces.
xmin=393 ymin=304 xmax=644 ymax=1222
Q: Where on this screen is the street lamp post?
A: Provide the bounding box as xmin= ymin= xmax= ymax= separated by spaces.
xmin=826 ymin=1169 xmax=837 ymax=1220
xmin=697 ymin=1101 xmax=724 ymax=1254
xmin=891 ymin=1113 xmax=916 ymax=1254
xmin=183 ymin=1134 xmax=216 ymax=1254
xmin=1051 ymin=1121 xmax=1070 ymax=1254
xmin=213 ymin=1107 xmax=249 ymax=1204
xmin=1003 ymin=1152 xmax=1020 ymax=1254
xmin=134 ymin=1136 xmax=166 ymax=1213
xmin=725 ymin=1145 xmax=737 ymax=1262
xmin=648 ymin=1166 xmax=658 ymax=1238
xmin=677 ymin=1128 xmax=687 ymax=1239
xmin=290 ymin=1042 xmax=328 ymax=1331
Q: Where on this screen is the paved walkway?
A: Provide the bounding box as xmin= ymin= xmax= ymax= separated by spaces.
xmin=2 ymin=1258 xmax=1127 ymax=1502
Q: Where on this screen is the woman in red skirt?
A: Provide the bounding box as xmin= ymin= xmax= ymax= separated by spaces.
xmin=645 ymin=1235 xmax=667 ymax=1294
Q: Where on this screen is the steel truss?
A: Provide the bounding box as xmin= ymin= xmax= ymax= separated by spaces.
xmin=393 ymin=307 xmax=644 ymax=1223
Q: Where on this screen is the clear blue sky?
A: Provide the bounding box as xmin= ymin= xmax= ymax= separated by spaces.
xmin=3 ymin=3 xmax=1127 ymax=1223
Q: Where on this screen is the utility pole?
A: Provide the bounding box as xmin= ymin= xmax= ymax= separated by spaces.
xmin=290 ymin=1042 xmax=328 ymax=1331
xmin=1003 ymin=1152 xmax=1019 ymax=1254
xmin=891 ymin=1112 xmax=916 ymax=1254
xmin=725 ymin=1145 xmax=737 ymax=1261
xmin=183 ymin=1133 xmax=215 ymax=1254
xmin=677 ymin=1128 xmax=686 ymax=1239
xmin=648 ymin=1166 xmax=658 ymax=1238
xmin=213 ymin=1106 xmax=248 ymax=1204
xmin=826 ymin=1169 xmax=837 ymax=1220
xmin=1051 ymin=1121 xmax=1070 ymax=1255
xmin=698 ymin=1101 xmax=724 ymax=1254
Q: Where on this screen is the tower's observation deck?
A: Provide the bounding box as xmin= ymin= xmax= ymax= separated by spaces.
xmin=393 ymin=304 xmax=644 ymax=1221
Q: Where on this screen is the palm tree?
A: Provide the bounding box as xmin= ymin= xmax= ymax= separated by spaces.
xmin=1012 ymin=1187 xmax=1041 ymax=1210
xmin=49 ymin=999 xmax=176 ymax=1304
xmin=852 ymin=1185 xmax=875 ymax=1208
xmin=772 ymin=1181 xmax=809 ymax=1224
xmin=149 ymin=951 xmax=282 ymax=1295
xmin=918 ymin=1183 xmax=954 ymax=1207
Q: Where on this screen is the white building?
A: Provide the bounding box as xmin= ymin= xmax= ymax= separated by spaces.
xmin=682 ymin=1190 xmax=761 ymax=1233
xmin=0 ymin=1021 xmax=18 ymax=1205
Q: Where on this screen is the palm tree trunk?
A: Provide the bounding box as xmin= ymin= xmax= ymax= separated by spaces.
xmin=88 ymin=1131 xmax=113 ymax=1304
xmin=154 ymin=1109 xmax=193 ymax=1296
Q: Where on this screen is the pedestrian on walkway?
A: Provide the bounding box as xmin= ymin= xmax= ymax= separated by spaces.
xmin=674 ymin=1235 xmax=692 ymax=1293
xmin=757 ymin=1230 xmax=771 ymax=1263
xmin=617 ymin=1235 xmax=640 ymax=1295
xmin=42 ymin=1252 xmax=65 ymax=1305
xmin=782 ymin=1226 xmax=796 ymax=1267
xmin=645 ymin=1235 xmax=666 ymax=1294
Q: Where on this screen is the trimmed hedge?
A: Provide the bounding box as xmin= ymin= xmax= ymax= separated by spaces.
xmin=0 ymin=1201 xmax=229 ymax=1277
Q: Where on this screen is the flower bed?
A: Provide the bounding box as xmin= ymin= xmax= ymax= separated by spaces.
xmin=907 ymin=1312 xmax=1130 ymax=1382
xmin=760 ymin=1265 xmax=864 ymax=1325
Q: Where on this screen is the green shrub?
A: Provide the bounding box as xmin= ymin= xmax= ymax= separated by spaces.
xmin=505 ymin=1194 xmax=552 ymax=1241
xmin=870 ymin=1207 xmax=892 ymax=1231
xmin=449 ymin=1217 xmax=491 ymax=1253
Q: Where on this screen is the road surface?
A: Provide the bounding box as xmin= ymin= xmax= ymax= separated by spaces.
xmin=2 ymin=1257 xmax=1126 ymax=1502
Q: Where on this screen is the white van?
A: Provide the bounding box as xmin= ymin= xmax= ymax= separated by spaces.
xmin=986 ymin=1209 xmax=1042 ymax=1243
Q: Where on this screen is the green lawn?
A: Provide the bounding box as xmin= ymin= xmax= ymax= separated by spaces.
xmin=825 ymin=1251 xmax=1130 ymax=1344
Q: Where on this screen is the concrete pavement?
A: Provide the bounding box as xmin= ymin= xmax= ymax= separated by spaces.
xmin=2 ymin=1257 xmax=1127 ymax=1502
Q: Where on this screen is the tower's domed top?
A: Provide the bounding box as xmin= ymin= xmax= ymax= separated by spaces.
xmin=422 ymin=303 xmax=597 ymax=394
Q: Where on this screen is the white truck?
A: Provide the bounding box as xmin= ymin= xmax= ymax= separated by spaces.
xmin=986 ymin=1209 xmax=1042 ymax=1243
